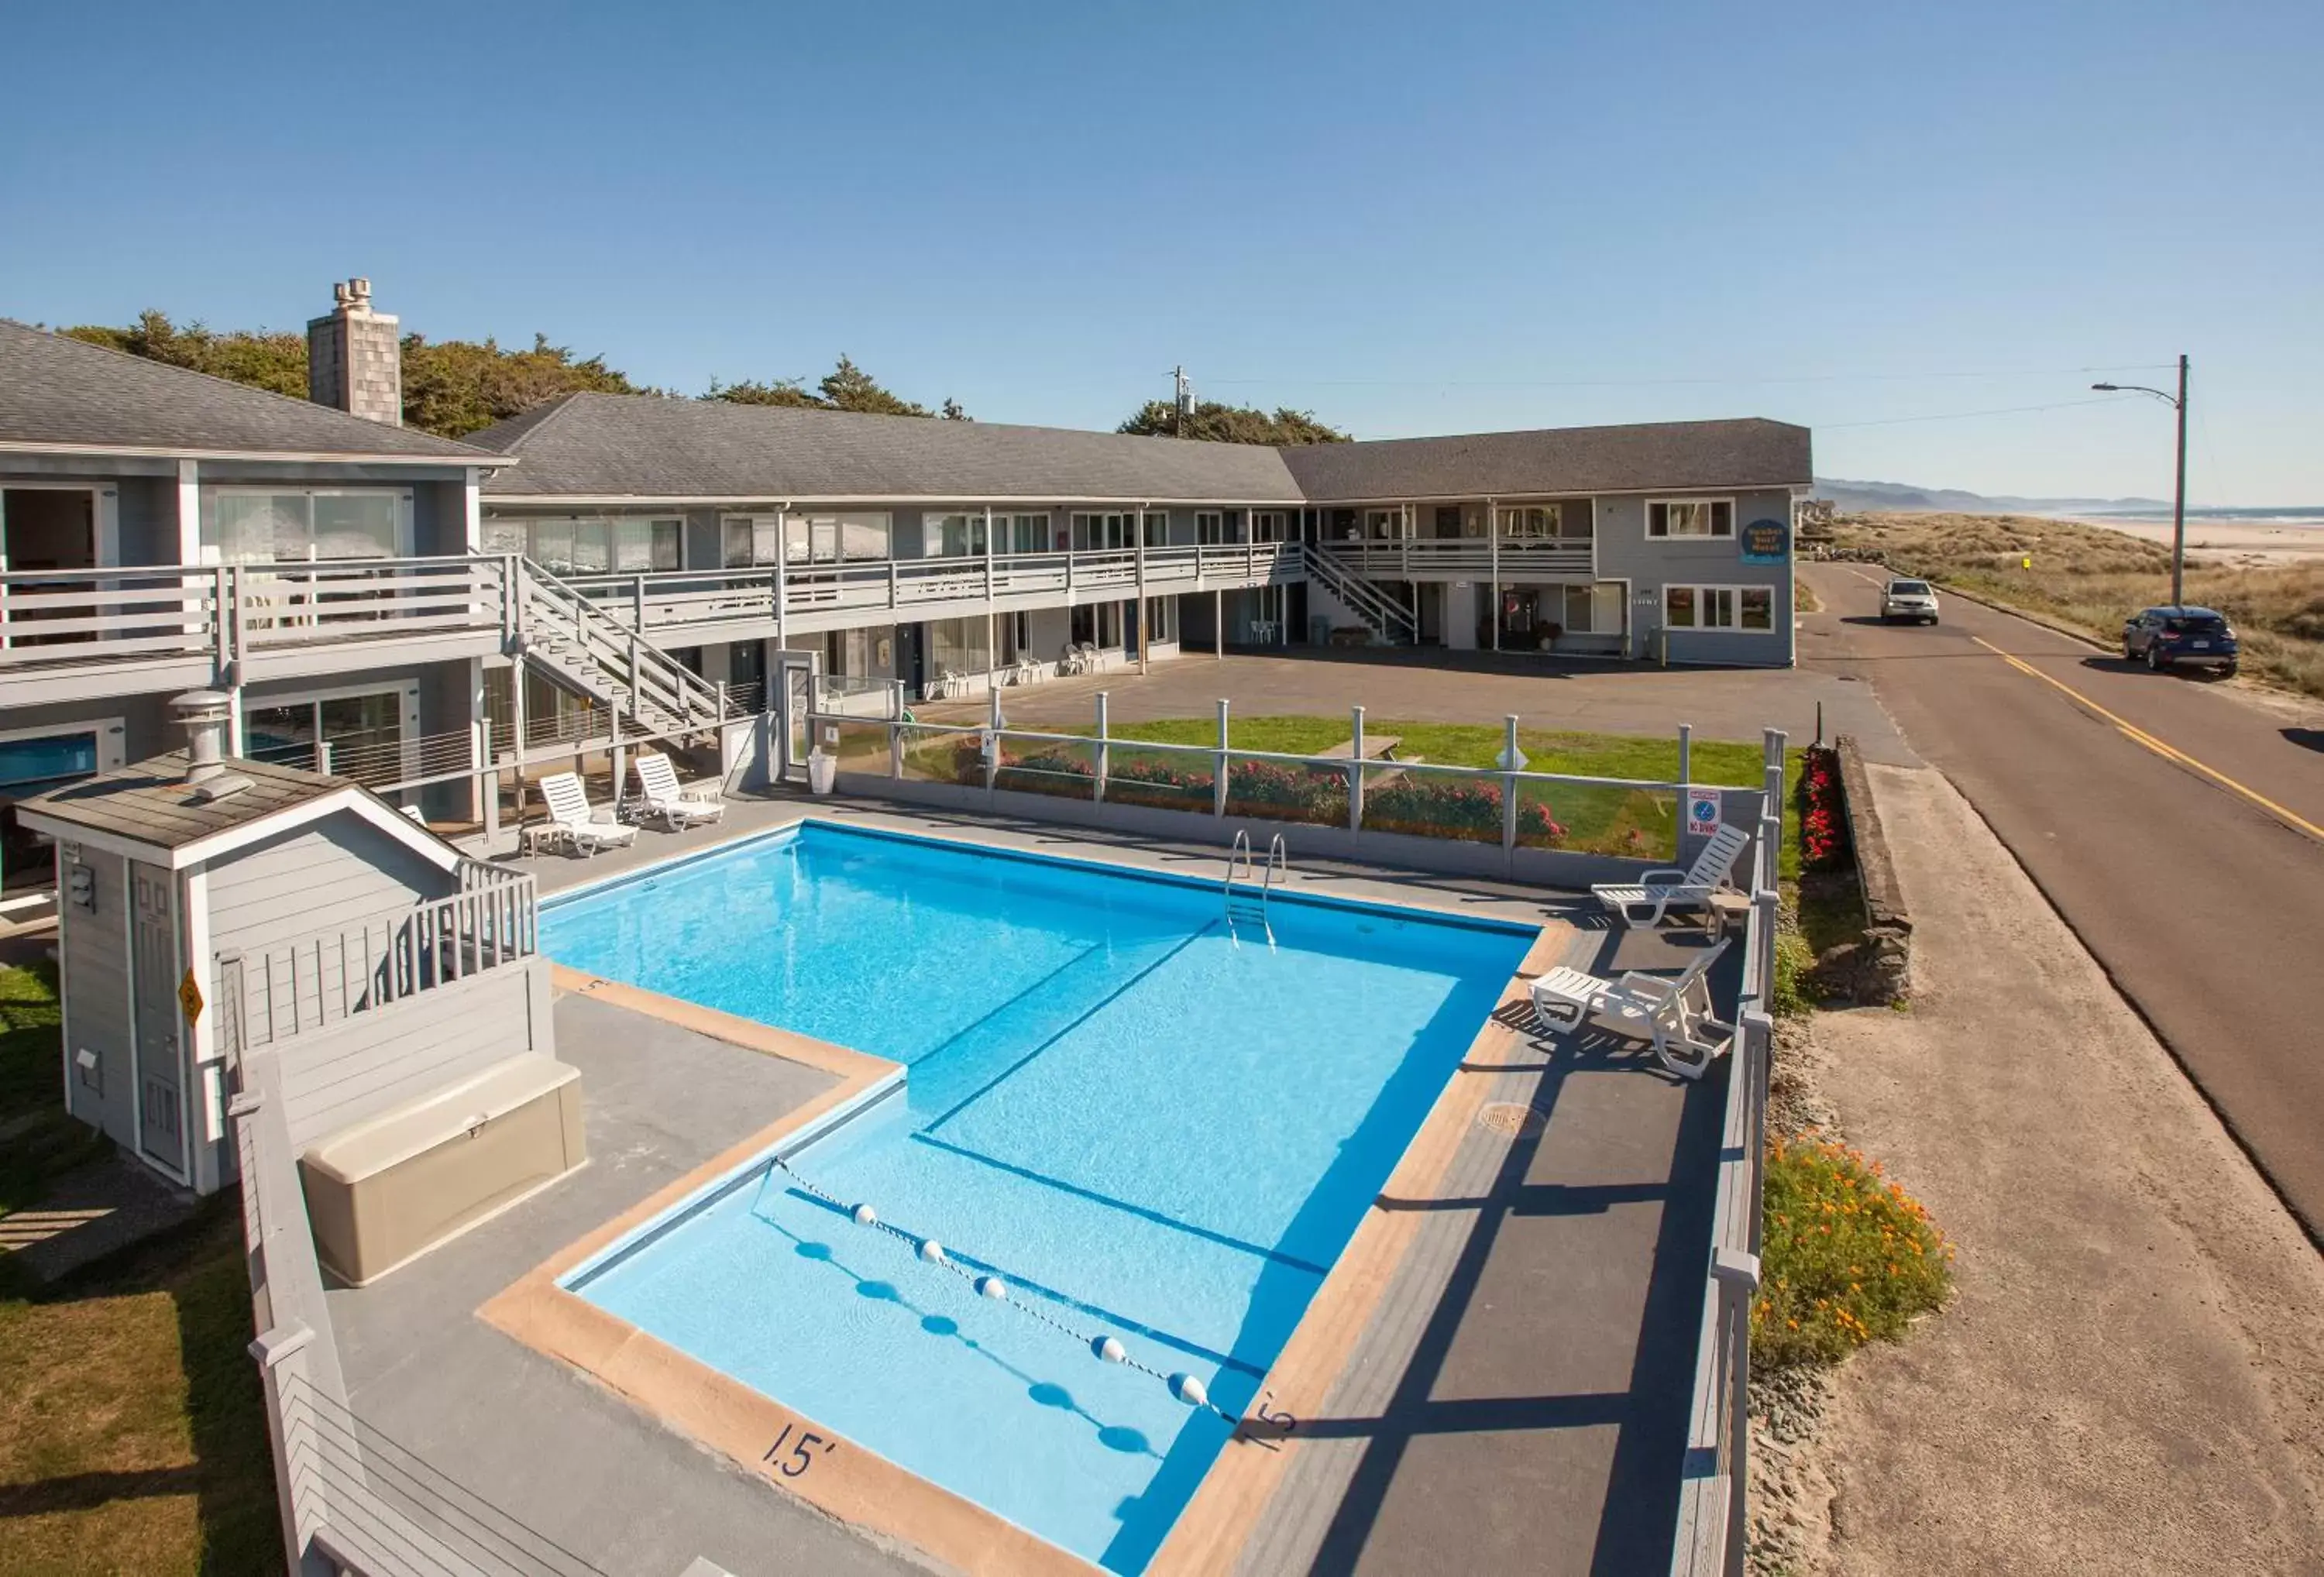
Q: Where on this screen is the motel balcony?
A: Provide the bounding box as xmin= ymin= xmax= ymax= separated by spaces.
xmin=0 ymin=541 xmax=1305 ymax=708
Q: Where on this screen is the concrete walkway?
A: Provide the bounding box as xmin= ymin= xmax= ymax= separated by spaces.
xmin=1809 ymin=763 xmax=2324 ymax=1574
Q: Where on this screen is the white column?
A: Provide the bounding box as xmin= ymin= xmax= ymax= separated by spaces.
xmin=176 ymin=459 xmax=201 ymax=562
xmin=462 ymin=468 xmax=484 ymax=551
xmin=1487 ymin=496 xmax=1501 ymax=652
xmin=1136 ymin=503 xmax=1150 ymax=675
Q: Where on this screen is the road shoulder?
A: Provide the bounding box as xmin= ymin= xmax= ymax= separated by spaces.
xmin=1797 ymin=761 xmax=2324 ymax=1574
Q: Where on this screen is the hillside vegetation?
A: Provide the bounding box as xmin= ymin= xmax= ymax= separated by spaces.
xmin=1828 ymin=512 xmax=2324 ymax=699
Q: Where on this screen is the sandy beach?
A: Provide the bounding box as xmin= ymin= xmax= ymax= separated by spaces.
xmin=2065 ymin=514 xmax=2324 ymax=564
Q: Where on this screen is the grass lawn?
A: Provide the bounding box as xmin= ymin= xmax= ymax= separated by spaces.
xmin=975 ymin=715 xmax=1806 ymax=864
xmin=0 ymin=962 xmax=281 ymax=1576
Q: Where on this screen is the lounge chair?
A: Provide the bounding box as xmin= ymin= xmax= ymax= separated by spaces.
xmin=1590 ymin=821 xmax=1752 ymax=929
xmin=1528 ymin=939 xmax=1734 ymax=1081
xmin=631 ymin=751 xmax=725 ymax=830
xmin=527 ymin=771 xmax=639 ymax=857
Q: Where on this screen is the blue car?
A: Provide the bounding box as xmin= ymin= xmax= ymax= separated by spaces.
xmin=2123 ymin=605 xmax=2239 ymax=676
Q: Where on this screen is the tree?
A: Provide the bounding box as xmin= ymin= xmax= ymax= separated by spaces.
xmin=704 ymin=376 xmax=823 ymax=408
xmin=64 ymin=311 xmax=307 ymax=399
xmin=401 ymin=332 xmax=642 ymax=437
xmin=1116 ymin=399 xmax=1350 ymax=445
xmin=63 ymin=314 xmax=644 ymax=438
xmin=940 ymin=397 xmax=971 ymax=421
xmin=818 ymin=355 xmax=930 ymax=417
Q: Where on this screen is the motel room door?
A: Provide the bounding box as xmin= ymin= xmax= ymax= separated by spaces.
xmin=129 ymin=862 xmax=188 ymax=1178
xmin=775 ymin=650 xmax=817 ymax=784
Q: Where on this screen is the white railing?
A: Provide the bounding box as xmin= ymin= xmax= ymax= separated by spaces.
xmin=235 ymin=863 xmax=538 ymax=1050
xmin=1670 ymin=729 xmax=1785 ymax=1577
xmin=223 ymin=971 xmax=607 ymax=1576
xmin=1319 ymin=538 xmax=1594 ymax=580
xmin=0 ymin=545 xmax=1305 ymax=692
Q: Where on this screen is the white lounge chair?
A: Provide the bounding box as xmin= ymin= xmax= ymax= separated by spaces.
xmin=528 ymin=771 xmax=639 ymax=857
xmin=1591 ymin=821 xmax=1752 ymax=929
xmin=1528 ymin=939 xmax=1734 ymax=1081
xmin=631 ymin=751 xmax=725 ymax=830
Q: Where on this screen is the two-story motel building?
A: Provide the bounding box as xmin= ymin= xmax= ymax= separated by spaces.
xmin=2 ymin=283 xmax=1810 ymax=848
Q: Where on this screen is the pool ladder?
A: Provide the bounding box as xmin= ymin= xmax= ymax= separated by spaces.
xmin=1224 ymin=831 xmax=1285 ymax=945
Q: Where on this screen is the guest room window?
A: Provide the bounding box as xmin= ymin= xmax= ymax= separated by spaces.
xmin=1646 ymin=499 xmax=1734 ymax=538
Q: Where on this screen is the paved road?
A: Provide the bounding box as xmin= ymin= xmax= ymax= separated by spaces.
xmin=1798 ymin=562 xmax=2324 ymax=1242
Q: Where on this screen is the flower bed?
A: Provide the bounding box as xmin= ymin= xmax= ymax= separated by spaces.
xmin=1752 ymin=1135 xmax=1951 ymax=1367
xmin=1799 ymin=746 xmax=1848 ymax=871
xmin=1364 ymin=775 xmax=1566 ymax=845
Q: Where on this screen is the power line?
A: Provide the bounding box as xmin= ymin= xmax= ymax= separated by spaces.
xmin=1198 ymin=362 xmax=2178 ymax=392
xmin=1818 ymin=395 xmax=2140 ymax=429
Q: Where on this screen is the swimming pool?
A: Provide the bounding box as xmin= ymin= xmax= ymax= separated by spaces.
xmin=541 ymin=823 xmax=1535 ymax=1573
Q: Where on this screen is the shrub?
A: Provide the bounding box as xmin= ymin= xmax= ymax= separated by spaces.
xmin=1753 ymin=1136 xmax=1951 ymax=1367
xmin=1769 ymin=928 xmax=1817 ymax=1018
xmin=1364 ymin=776 xmax=1566 ymax=843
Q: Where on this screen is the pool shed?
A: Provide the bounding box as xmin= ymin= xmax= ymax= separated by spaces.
xmin=18 ymin=692 xmax=563 ymax=1205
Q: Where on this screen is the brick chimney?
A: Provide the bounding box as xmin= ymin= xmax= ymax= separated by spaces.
xmin=306 ymin=277 xmax=402 ymax=426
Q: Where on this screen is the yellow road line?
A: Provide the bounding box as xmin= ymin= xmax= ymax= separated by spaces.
xmin=1969 ymin=634 xmax=2324 ymax=843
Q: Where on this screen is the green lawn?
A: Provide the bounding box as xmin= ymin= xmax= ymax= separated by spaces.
xmin=0 ymin=963 xmax=281 ymax=1575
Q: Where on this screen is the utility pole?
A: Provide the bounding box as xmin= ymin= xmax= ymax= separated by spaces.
xmin=2093 ymin=354 xmax=2192 ymax=606
xmin=1172 ymin=366 xmax=1192 ymax=437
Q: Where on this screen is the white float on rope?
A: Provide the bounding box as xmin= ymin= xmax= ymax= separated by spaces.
xmin=1092 ymin=1335 xmax=1126 ymax=1364
xmin=1168 ymin=1372 xmax=1208 ymax=1409
xmin=919 ymin=1238 xmax=946 ymax=1264
xmin=975 ymin=1275 xmax=1008 ymax=1300
xmin=851 ymin=1202 xmax=878 ymax=1227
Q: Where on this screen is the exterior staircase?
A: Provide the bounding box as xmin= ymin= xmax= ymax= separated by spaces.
xmin=514 ymin=561 xmax=725 ymax=738
xmin=1304 ymin=545 xmax=1419 ymax=644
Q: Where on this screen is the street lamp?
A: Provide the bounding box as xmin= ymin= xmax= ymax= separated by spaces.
xmin=2092 ymin=354 xmax=2191 ymax=606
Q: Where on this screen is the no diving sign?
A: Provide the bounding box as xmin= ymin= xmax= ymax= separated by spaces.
xmin=1686 ymin=790 xmax=1722 ymax=841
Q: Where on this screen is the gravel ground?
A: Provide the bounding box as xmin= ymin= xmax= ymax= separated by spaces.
xmin=1796 ymin=762 xmax=2324 ymax=1575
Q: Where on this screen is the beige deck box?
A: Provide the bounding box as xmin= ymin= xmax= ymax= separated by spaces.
xmin=301 ymin=1053 xmax=585 ymax=1286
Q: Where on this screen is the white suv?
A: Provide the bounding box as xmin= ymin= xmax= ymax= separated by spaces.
xmin=1880 ymin=578 xmax=1940 ymax=624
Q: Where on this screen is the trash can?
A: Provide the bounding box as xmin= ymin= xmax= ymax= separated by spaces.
xmin=1309 ymin=615 xmax=1330 ymax=648
xmin=807 ymin=751 xmax=837 ymax=795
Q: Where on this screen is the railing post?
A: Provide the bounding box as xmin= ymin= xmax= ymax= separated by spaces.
xmin=315 ymin=740 xmax=332 ymax=777
xmin=250 ymin=1321 xmax=325 ymax=1556
xmin=1215 ymin=699 xmax=1230 ymax=817
xmin=1679 ymin=722 xmax=1693 ymax=788
xmin=888 ymin=557 xmax=899 ymax=613
xmin=1349 ymin=705 xmax=1365 ymax=833
xmin=631 ymin=572 xmax=645 ymax=631
xmin=214 ymin=564 xmax=234 ymax=675
xmin=1094 ymin=691 xmax=1109 ymax=805
xmin=1501 ymin=713 xmax=1521 ymax=851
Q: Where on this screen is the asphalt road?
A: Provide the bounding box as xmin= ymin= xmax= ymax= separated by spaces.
xmin=1797 ymin=562 xmax=2324 ymax=1242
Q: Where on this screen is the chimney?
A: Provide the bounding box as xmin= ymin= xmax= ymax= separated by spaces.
xmin=307 ymin=277 xmax=403 ymax=426
xmin=171 ymin=689 xmax=251 ymax=803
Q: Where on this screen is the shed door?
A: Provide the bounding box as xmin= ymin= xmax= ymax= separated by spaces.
xmin=130 ymin=863 xmax=187 ymax=1175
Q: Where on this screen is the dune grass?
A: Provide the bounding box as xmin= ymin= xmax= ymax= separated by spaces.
xmin=0 ymin=964 xmax=280 ymax=1575
xmin=1829 ymin=510 xmax=2324 ymax=698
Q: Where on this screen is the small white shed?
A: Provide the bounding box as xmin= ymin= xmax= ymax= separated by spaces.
xmin=18 ymin=692 xmax=566 ymax=1207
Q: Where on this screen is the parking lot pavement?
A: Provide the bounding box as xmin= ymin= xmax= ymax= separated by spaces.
xmin=923 ymin=645 xmax=1915 ymax=758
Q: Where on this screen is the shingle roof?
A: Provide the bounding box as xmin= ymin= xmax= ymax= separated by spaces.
xmin=0 ymin=319 xmax=500 ymax=462
xmin=471 ymin=394 xmax=1810 ymax=506
xmin=1278 ymin=418 xmax=1812 ymax=500
xmin=473 ymin=393 xmax=1308 ymax=502
xmin=17 ymin=752 xmax=355 ymax=851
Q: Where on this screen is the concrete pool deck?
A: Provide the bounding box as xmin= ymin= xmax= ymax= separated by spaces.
xmin=328 ymin=797 xmax=1728 ymax=1575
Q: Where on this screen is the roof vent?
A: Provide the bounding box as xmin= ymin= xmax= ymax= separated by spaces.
xmin=171 ymin=690 xmax=253 ymax=805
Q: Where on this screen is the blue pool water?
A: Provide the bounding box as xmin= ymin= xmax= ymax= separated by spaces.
xmin=542 ymin=824 xmax=1533 ymax=1572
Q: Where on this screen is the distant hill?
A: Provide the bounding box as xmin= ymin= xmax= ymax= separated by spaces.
xmin=1813 ymin=476 xmax=2168 ymax=515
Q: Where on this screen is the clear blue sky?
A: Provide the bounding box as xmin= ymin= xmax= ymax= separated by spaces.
xmin=2 ymin=0 xmax=2317 ymax=503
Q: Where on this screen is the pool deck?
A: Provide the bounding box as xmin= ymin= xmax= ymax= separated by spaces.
xmin=330 ymin=791 xmax=1727 ymax=1575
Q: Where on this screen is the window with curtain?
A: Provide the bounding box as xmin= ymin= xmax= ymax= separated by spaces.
xmin=778 ymin=512 xmax=891 ymax=564
xmin=923 ymin=514 xmax=987 ymax=558
xmin=1143 ymin=510 xmax=1169 ymax=546
xmin=1499 ymin=505 xmax=1562 ymax=540
xmin=1007 ymin=513 xmax=1050 ymax=553
xmin=202 ymin=490 xmax=411 ymax=564
xmin=1146 ymin=596 xmax=1179 ymax=641
xmin=1647 ymin=500 xmax=1734 ymax=538
xmin=500 ymin=517 xmax=679 ymax=572
xmin=927 ymin=617 xmax=992 ymax=676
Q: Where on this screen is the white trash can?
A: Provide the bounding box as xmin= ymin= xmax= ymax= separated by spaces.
xmin=806 ymin=750 xmax=837 ymax=795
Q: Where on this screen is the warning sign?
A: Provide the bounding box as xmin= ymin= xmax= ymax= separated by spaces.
xmin=1686 ymin=791 xmax=1722 ymax=841
xmin=178 ymin=969 xmax=205 ymax=1026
